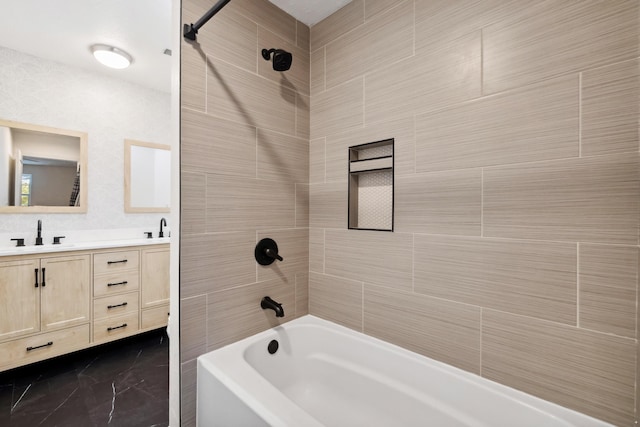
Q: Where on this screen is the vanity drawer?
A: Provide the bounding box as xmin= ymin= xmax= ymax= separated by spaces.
xmin=93 ymin=250 xmax=139 ymax=275
xmin=93 ymin=271 xmax=139 ymax=297
xmin=141 ymin=304 xmax=169 ymax=330
xmin=0 ymin=324 xmax=90 ymax=370
xmin=94 ymin=292 xmax=139 ymax=320
xmin=93 ymin=312 xmax=139 ymax=342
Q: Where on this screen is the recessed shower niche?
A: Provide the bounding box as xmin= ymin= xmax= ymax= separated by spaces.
xmin=348 ymin=139 xmax=394 ymax=231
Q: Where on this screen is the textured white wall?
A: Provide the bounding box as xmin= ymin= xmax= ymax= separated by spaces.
xmin=0 ymin=45 xmax=171 ymax=233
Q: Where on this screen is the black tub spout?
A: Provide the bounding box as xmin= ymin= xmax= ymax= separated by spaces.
xmin=261 ymin=296 xmax=284 ymax=318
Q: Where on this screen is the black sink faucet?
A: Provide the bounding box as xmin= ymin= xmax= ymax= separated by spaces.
xmin=35 ymin=220 xmax=43 ymax=246
xmin=261 ymin=296 xmax=284 ymax=317
xmin=159 ymin=217 xmax=167 ymax=238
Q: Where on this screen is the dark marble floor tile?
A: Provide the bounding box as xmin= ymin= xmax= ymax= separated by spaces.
xmin=0 ymin=329 xmax=168 ymax=427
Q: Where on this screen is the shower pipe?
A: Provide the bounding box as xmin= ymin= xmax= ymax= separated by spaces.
xmin=183 ymin=0 xmax=232 ymax=41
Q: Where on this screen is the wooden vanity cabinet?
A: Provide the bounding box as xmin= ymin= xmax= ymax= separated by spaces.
xmin=140 ymin=247 xmax=170 ymax=330
xmin=0 ymin=258 xmax=40 ymax=341
xmin=0 ymin=253 xmax=91 ymax=370
xmin=92 ymin=249 xmax=141 ymax=343
xmin=0 ymin=243 xmax=169 ymax=372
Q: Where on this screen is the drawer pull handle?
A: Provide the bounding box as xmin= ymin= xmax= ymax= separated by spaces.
xmin=27 ymin=341 xmax=53 ymax=351
xmin=107 ymin=302 xmax=128 ymax=309
xmin=41 ymin=268 xmax=46 ymax=287
xmin=107 ymin=281 xmax=128 ymax=287
xmin=34 ymin=268 xmax=39 ymax=288
xmin=107 ymin=323 xmax=128 ymax=331
xmin=107 ymin=259 xmax=128 ymax=265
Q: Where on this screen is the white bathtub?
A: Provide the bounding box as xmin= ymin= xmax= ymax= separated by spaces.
xmin=197 ymin=315 xmax=611 ymax=427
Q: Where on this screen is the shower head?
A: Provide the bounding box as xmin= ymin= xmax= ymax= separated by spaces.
xmin=261 ymin=48 xmax=292 ymax=71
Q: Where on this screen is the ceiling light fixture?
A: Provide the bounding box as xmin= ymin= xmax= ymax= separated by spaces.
xmin=90 ymin=44 xmax=133 ymax=69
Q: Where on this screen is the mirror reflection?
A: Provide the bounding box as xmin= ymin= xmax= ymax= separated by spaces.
xmin=124 ymin=139 xmax=170 ymax=213
xmin=0 ymin=119 xmax=87 ymax=213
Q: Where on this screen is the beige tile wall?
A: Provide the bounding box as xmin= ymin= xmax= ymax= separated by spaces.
xmin=180 ymin=0 xmax=638 ymax=425
xmin=309 ymin=1 xmax=639 ymax=425
xmin=179 ymin=0 xmax=310 ymax=425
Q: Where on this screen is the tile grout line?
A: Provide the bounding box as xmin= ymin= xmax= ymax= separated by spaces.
xmin=479 ymin=307 xmax=483 ymax=377
xmin=576 ymin=242 xmax=580 ymax=328
xmin=481 ymin=168 xmax=484 ymax=237
xmin=412 ymin=233 xmax=415 ymax=292
xmin=578 ymin=72 xmax=582 ymax=158
xmin=480 ymin=29 xmax=484 ymax=96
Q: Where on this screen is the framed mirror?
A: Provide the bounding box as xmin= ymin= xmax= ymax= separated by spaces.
xmin=0 ymin=119 xmax=88 ymax=213
xmin=124 ymin=139 xmax=171 ymax=213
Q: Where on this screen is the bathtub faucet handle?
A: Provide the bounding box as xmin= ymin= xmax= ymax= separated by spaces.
xmin=261 ymin=296 xmax=284 ymax=318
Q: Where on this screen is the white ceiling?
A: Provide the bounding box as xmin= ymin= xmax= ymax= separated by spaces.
xmin=268 ymin=0 xmax=352 ymax=26
xmin=0 ymin=0 xmax=173 ymax=93
xmin=0 ymin=0 xmax=349 ymax=94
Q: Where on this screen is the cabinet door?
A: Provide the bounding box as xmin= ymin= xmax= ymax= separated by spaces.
xmin=141 ymin=248 xmax=169 ymax=309
xmin=0 ymin=259 xmax=40 ymax=341
xmin=40 ymin=254 xmax=91 ymax=332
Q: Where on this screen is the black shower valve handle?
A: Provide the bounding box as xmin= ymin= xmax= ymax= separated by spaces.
xmin=255 ymin=238 xmax=283 ymax=266
xmin=265 ymin=248 xmax=283 ymax=262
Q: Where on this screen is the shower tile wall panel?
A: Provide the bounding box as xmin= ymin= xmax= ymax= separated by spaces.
xmin=206 ymin=59 xmax=297 ymax=136
xmin=309 ymin=272 xmax=363 ymax=331
xmin=181 ymin=47 xmax=206 ymax=112
xmin=414 ymin=75 xmax=579 ymax=172
xmin=324 ymin=0 xmax=413 ymax=89
xmin=295 ymin=273 xmax=310 ymax=318
xmin=205 ymin=176 xmax=296 ymax=233
xmin=581 ymin=58 xmax=640 ymax=156
xmin=310 ymin=77 xmax=364 ymax=139
xmin=180 ymin=1 xmax=310 ymax=425
xmin=295 ymin=184 xmax=310 ymax=227
xmin=324 ymin=230 xmax=413 ymax=291
xmin=365 ymin=31 xmax=482 ymax=126
xmin=309 ymin=228 xmax=325 ymax=274
xmin=310 ymin=0 xmax=364 ymax=52
xmin=364 ymin=285 xmax=482 ymax=375
xmin=257 ymin=129 xmax=309 ymax=183
xmin=310 ymin=48 xmax=325 ymax=96
xmin=394 ymin=170 xmax=482 ymax=236
xmin=296 ymin=21 xmax=310 ymax=50
xmin=413 ymin=235 xmax=577 ymax=324
xmin=482 ymin=310 xmax=636 ymax=427
xmin=482 ymin=0 xmax=638 ymax=94
xmin=180 ymin=361 xmax=198 ymax=427
xmin=578 ymin=244 xmax=639 ymax=338
xmin=179 ymin=296 xmax=207 ymax=362
xmin=309 ymin=182 xmax=347 ymax=229
xmin=182 ymin=109 xmax=257 ymax=177
xmin=180 ymin=171 xmax=206 ymax=235
xmin=309 ymin=137 xmax=326 ymax=183
xmin=296 ymin=93 xmax=310 ymax=140
xmin=180 ymin=232 xmax=256 ymax=298
xmin=483 ymin=153 xmax=639 ymax=245
xmin=308 ymin=1 xmax=639 ymax=425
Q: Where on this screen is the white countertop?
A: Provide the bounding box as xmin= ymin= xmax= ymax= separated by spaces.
xmin=0 ymin=227 xmax=171 ymax=256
